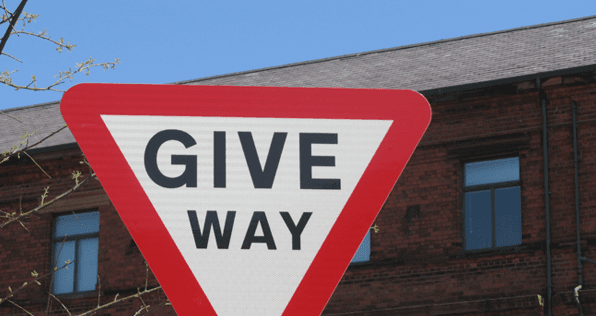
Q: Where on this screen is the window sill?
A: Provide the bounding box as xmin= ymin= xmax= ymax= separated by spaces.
xmin=454 ymin=243 xmax=541 ymax=259
xmin=348 ymin=260 xmax=375 ymax=269
xmin=51 ymin=290 xmax=97 ymax=299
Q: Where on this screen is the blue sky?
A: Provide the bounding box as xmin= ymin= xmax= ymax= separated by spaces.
xmin=1 ymin=0 xmax=595 ymax=111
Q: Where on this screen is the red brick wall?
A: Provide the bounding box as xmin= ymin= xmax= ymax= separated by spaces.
xmin=325 ymin=76 xmax=596 ymax=315
xmin=1 ymin=75 xmax=596 ymax=316
xmin=0 ymin=148 xmax=176 ymax=315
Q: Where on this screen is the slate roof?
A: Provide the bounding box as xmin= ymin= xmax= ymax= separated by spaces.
xmin=2 ymin=15 xmax=596 ymax=152
xmin=182 ymin=15 xmax=596 ymax=91
xmin=1 ymin=101 xmax=75 ymax=155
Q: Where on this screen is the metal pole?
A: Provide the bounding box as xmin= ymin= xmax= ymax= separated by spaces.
xmin=573 ymin=101 xmax=584 ymax=316
xmin=540 ymin=82 xmax=552 ymax=316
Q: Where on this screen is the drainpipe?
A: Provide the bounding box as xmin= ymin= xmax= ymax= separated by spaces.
xmin=539 ymin=78 xmax=553 ymax=316
xmin=573 ymin=101 xmax=584 ymax=316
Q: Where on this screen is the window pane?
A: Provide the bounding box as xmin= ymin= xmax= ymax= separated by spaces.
xmin=465 ymin=157 xmax=519 ymax=186
xmin=55 ymin=211 xmax=99 ymax=237
xmin=352 ymin=231 xmax=370 ymax=263
xmin=465 ymin=190 xmax=492 ymax=250
xmin=77 ymin=238 xmax=99 ymax=292
xmin=52 ymin=240 xmax=75 ymax=294
xmin=495 ymin=186 xmax=522 ymax=247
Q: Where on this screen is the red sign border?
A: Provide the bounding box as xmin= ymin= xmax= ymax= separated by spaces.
xmin=61 ymin=83 xmax=431 ymax=316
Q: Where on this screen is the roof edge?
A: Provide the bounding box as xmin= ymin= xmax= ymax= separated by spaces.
xmin=174 ymin=14 xmax=596 ymax=85
xmin=27 ymin=142 xmax=79 ymax=155
xmin=420 ymin=64 xmax=596 ymax=96
xmin=1 ymin=100 xmax=61 ymax=114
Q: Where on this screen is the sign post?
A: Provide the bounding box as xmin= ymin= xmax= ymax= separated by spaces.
xmin=61 ymin=84 xmax=431 ymax=316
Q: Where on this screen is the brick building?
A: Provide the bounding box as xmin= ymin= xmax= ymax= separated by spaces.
xmin=2 ymin=15 xmax=596 ymax=315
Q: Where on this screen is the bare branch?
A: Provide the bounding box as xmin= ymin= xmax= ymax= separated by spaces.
xmin=49 ymin=293 xmax=72 ymax=316
xmin=46 ymin=236 xmax=69 ymax=315
xmin=76 ymin=286 xmax=163 ymax=316
xmin=6 ymin=299 xmax=34 ymax=316
xmin=23 ymin=151 xmax=51 ymax=178
xmin=10 ymin=29 xmax=76 ymax=52
xmin=0 ymin=262 xmax=74 ymax=308
xmin=1 ymin=51 xmax=21 ymax=62
xmin=0 ymin=57 xmax=120 ymax=92
xmin=136 ymin=287 xmax=150 ymax=313
xmin=0 ymin=0 xmax=28 ymax=56
xmin=0 ymin=109 xmax=22 ymax=123
xmin=1 ymin=7 xmax=36 ymax=26
xmin=0 ymin=68 xmax=17 ymax=89
xmin=0 ymin=259 xmax=167 ymax=316
xmin=1 ymin=125 xmax=68 ymax=165
xmin=18 ymin=12 xmax=37 ymax=26
xmin=140 ymin=300 xmax=171 ymax=316
xmin=0 ymin=175 xmax=92 ymax=229
xmin=1 ymin=4 xmax=118 ymax=92
xmin=96 ymin=275 xmax=101 ymax=307
xmin=0 ymin=4 xmax=132 ymax=316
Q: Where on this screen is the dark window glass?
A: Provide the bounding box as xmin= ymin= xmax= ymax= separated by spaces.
xmin=465 ymin=157 xmax=520 ymax=186
xmin=495 ymin=186 xmax=522 ymax=247
xmin=53 ymin=241 xmax=75 ymax=294
xmin=352 ymin=231 xmax=371 ymax=263
xmin=55 ymin=212 xmax=100 ymax=236
xmin=52 ymin=211 xmax=99 ymax=294
xmin=465 ymin=190 xmax=492 ymax=250
xmin=464 ymin=157 xmax=521 ymax=250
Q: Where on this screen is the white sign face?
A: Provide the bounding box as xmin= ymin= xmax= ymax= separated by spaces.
xmin=102 ymin=115 xmax=391 ymax=316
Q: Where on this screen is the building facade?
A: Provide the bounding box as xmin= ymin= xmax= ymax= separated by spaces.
xmin=2 ymin=15 xmax=596 ymax=315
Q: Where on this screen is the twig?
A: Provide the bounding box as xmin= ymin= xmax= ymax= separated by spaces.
xmin=1 ymin=58 xmax=119 ymax=92
xmin=23 ymin=151 xmax=51 ymax=178
xmin=0 ymin=176 xmax=91 ymax=229
xmin=141 ymin=300 xmax=171 ymax=315
xmin=0 ymin=109 xmax=21 ymax=123
xmin=75 ymin=286 xmax=163 ymax=316
xmin=137 ymin=287 xmax=149 ymax=313
xmin=49 ymin=293 xmax=72 ymax=316
xmin=6 ymin=299 xmax=34 ymax=316
xmin=0 ymin=0 xmax=28 ymax=56
xmin=1 ymin=125 xmax=67 ymax=165
xmin=97 ymin=275 xmax=101 ymax=308
xmin=10 ymin=29 xmax=75 ymax=52
xmin=46 ymin=236 xmax=69 ymax=316
xmin=1 ymin=51 xmax=22 ymax=62
xmin=0 ymin=262 xmax=74 ymax=307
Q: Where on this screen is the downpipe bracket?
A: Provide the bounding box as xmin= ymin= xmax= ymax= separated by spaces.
xmin=580 ymin=256 xmax=596 ymax=265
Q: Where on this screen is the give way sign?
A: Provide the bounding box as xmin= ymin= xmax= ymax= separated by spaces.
xmin=61 ymin=84 xmax=431 ymax=316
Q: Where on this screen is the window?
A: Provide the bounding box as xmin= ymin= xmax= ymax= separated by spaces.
xmin=52 ymin=211 xmax=100 ymax=294
xmin=463 ymin=157 xmax=521 ymax=250
xmin=351 ymin=231 xmax=371 ymax=263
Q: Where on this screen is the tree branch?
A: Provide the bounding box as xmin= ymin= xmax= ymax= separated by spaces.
xmin=76 ymin=286 xmax=164 ymax=316
xmin=1 ymin=51 xmax=21 ymax=62
xmin=0 ymin=262 xmax=74 ymax=308
xmin=11 ymin=29 xmax=75 ymax=52
xmin=0 ymin=57 xmax=120 ymax=92
xmin=0 ymin=175 xmax=92 ymax=229
xmin=1 ymin=125 xmax=67 ymax=165
xmin=0 ymin=109 xmax=22 ymax=123
xmin=0 ymin=0 xmax=27 ymax=56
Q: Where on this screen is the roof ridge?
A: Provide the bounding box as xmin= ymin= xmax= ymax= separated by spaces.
xmin=176 ymin=14 xmax=596 ymax=85
xmin=2 ymin=100 xmax=60 ymax=113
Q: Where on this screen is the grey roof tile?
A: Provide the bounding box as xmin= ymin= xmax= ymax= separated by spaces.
xmin=1 ymin=101 xmax=74 ymax=154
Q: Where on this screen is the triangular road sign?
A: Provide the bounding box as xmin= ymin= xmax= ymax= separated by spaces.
xmin=61 ymin=84 xmax=431 ymax=316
